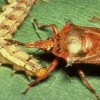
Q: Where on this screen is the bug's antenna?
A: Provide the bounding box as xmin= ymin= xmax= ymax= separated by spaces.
xmin=29 ymin=12 xmax=42 ymax=40
xmin=32 ymin=19 xmax=42 ymax=40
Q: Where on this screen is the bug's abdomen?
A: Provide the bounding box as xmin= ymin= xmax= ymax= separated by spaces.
xmin=66 ymin=29 xmax=100 ymax=64
xmin=67 ymin=27 xmax=100 ymax=57
xmin=82 ymin=32 xmax=100 ymax=56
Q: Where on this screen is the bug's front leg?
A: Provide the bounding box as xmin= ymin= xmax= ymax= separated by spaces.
xmin=22 ymin=57 xmax=59 ymax=94
xmin=32 ymin=19 xmax=72 ymax=35
xmin=32 ymin=19 xmax=59 ymax=34
xmin=78 ymin=69 xmax=100 ymax=99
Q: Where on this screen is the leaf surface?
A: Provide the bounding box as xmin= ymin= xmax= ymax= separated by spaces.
xmin=0 ymin=0 xmax=100 ymax=100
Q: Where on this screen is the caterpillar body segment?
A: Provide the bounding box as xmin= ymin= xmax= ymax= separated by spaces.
xmin=0 ymin=0 xmax=37 ymax=38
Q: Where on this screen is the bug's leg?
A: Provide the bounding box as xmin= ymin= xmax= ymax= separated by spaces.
xmin=33 ymin=19 xmax=59 ymax=34
xmin=78 ymin=69 xmax=100 ymax=99
xmin=39 ymin=24 xmax=58 ymax=34
xmin=22 ymin=57 xmax=59 ymax=94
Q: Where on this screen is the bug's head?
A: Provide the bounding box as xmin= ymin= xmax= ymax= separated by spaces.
xmin=26 ymin=39 xmax=54 ymax=51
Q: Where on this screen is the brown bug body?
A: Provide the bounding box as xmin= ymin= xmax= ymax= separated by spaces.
xmin=27 ymin=23 xmax=100 ymax=65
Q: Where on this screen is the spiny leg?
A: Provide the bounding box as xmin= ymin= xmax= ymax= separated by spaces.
xmin=22 ymin=57 xmax=59 ymax=94
xmin=39 ymin=24 xmax=58 ymax=34
xmin=78 ymin=69 xmax=100 ymax=100
xmin=33 ymin=19 xmax=59 ymax=34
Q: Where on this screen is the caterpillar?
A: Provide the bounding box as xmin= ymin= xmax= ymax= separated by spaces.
xmin=0 ymin=0 xmax=37 ymax=39
xmin=0 ymin=0 xmax=48 ymax=88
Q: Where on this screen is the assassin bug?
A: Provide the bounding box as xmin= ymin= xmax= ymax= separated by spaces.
xmin=6 ymin=19 xmax=100 ymax=99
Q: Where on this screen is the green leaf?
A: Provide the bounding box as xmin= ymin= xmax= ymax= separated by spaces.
xmin=0 ymin=0 xmax=100 ymax=100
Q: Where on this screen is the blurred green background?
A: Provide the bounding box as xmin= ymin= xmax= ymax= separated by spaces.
xmin=0 ymin=0 xmax=100 ymax=100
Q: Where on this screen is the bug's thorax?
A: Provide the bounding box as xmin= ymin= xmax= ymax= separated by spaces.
xmin=54 ymin=25 xmax=100 ymax=58
xmin=49 ymin=24 xmax=86 ymax=58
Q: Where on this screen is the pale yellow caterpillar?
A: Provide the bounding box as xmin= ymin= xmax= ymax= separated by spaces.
xmin=0 ymin=0 xmax=48 ymax=93
xmin=0 ymin=0 xmax=37 ymax=38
